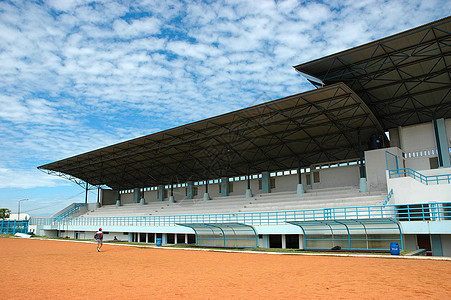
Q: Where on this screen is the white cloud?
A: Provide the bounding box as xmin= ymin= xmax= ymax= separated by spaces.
xmin=0 ymin=168 xmax=67 ymax=189
xmin=113 ymin=17 xmax=161 ymax=38
xmin=0 ymin=0 xmax=449 ymax=196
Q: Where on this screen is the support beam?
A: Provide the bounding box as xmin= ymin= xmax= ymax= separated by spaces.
xmin=221 ymin=177 xmax=229 ymax=196
xmin=85 ymin=182 xmax=89 ymax=204
xmin=186 ymin=181 xmax=194 ymax=200
xmin=434 ymin=118 xmax=451 ymax=168
xmin=358 ymin=129 xmax=368 ymax=192
xmin=203 ymin=178 xmax=210 ymax=202
xmin=140 ymin=187 xmax=146 ymax=206
xmin=158 ymin=185 xmax=165 ymax=201
xmin=133 ymin=188 xmax=140 ymax=204
xmin=246 ymin=169 xmax=253 ymax=199
xmin=96 ymin=187 xmax=100 ymax=208
xmin=261 ymin=171 xmax=271 ymax=193
xmin=297 ymin=161 xmax=304 ymax=198
xmin=115 ymin=190 xmax=121 ymax=207
xmin=169 ymin=182 xmax=175 ymax=204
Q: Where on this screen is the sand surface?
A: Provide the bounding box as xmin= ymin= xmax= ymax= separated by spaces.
xmin=1 ymin=238 xmax=450 ymax=299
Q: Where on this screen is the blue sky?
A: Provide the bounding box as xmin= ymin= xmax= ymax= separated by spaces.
xmin=1 ymin=0 xmax=449 ymax=216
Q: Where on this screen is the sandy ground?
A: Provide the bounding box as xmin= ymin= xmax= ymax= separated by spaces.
xmin=1 ymin=238 xmax=450 ymax=299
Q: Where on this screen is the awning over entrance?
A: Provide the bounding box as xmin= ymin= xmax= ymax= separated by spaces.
xmin=177 ymin=223 xmax=258 ymax=248
xmin=288 ymin=218 xmax=403 ymax=251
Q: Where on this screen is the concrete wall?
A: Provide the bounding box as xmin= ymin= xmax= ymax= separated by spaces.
xmin=365 ymin=147 xmax=405 ymax=192
xmin=115 ymin=167 xmax=361 ymax=201
xmin=120 ymin=193 xmax=134 ymax=204
xmin=403 ymin=234 xmax=418 ymax=251
xmin=143 ymin=190 xmax=158 ymax=202
xmin=272 ymin=174 xmax=297 ymax=192
xmin=101 ymin=189 xmax=115 ymax=205
xmin=309 ymin=165 xmax=360 ymax=190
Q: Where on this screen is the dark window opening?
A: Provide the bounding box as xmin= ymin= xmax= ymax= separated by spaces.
xmin=139 ymin=233 xmax=146 ymax=242
xmin=429 ymin=157 xmax=439 ymax=169
xmin=176 ymin=234 xmax=185 ymax=244
xmin=269 ymin=235 xmax=282 ymax=248
xmin=188 ymin=234 xmax=196 ymax=244
xmin=285 ymin=234 xmax=299 ymax=249
xmin=167 ymin=233 xmax=175 ymax=244
xmin=148 ymin=233 xmax=155 ymax=243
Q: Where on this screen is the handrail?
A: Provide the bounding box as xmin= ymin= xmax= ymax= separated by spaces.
xmin=382 ymin=189 xmax=393 ymax=206
xmin=55 ymin=203 xmax=87 ymax=220
xmin=389 ymin=168 xmax=451 ymax=185
xmin=29 ymin=202 xmax=451 ymax=227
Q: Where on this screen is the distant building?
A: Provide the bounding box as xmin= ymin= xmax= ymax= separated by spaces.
xmin=8 ymin=213 xmax=31 ymax=221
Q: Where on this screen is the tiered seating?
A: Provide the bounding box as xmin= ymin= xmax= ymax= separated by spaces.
xmin=239 ymin=187 xmax=386 ymax=212
xmin=80 ymin=186 xmax=387 ymax=218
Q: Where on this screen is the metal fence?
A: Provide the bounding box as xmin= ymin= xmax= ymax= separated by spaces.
xmin=29 ymin=202 xmax=451 ymax=228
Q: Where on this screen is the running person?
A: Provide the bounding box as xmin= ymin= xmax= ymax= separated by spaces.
xmin=94 ymin=228 xmax=103 ymax=252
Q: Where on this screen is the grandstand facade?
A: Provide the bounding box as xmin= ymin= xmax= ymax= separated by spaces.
xmin=32 ymin=17 xmax=451 ymax=256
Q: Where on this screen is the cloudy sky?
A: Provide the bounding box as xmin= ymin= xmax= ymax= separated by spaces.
xmin=0 ymin=0 xmax=449 ymax=216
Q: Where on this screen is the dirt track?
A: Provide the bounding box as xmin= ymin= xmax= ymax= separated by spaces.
xmin=1 ymin=238 xmax=450 ymax=299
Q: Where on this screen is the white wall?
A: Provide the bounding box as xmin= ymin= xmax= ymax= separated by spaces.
xmin=400 ymin=122 xmax=436 ymax=153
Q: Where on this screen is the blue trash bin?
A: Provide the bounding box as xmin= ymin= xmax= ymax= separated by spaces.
xmin=390 ymin=242 xmax=400 ymax=255
xmin=156 ymin=237 xmax=162 ymax=246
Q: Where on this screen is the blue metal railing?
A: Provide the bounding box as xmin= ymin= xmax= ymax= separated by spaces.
xmin=383 ymin=189 xmax=393 ymax=206
xmin=29 ymin=202 xmax=451 ymax=228
xmin=54 ymin=203 xmax=87 ymax=220
xmin=389 ymin=168 xmax=451 ymax=185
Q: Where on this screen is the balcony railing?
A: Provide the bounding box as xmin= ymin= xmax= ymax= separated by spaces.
xmin=29 ymin=202 xmax=451 ymax=228
xmin=389 ymin=168 xmax=451 ymax=185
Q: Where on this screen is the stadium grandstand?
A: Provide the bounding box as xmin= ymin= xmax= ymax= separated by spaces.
xmin=29 ymin=17 xmax=451 ymax=256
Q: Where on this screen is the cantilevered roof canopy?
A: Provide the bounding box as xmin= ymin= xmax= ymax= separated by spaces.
xmin=294 ymin=17 xmax=451 ymax=130
xmin=39 ymin=83 xmax=385 ymax=189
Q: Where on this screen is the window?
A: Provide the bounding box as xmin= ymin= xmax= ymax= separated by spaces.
xmin=429 ymin=157 xmax=439 ymax=169
xmin=313 ymin=171 xmax=320 ymax=183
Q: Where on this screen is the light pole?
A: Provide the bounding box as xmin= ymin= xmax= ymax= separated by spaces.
xmin=18 ymin=199 xmax=29 ymax=220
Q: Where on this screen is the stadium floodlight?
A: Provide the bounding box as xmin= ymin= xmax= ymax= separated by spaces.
xmin=17 ymin=199 xmax=29 ymax=220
